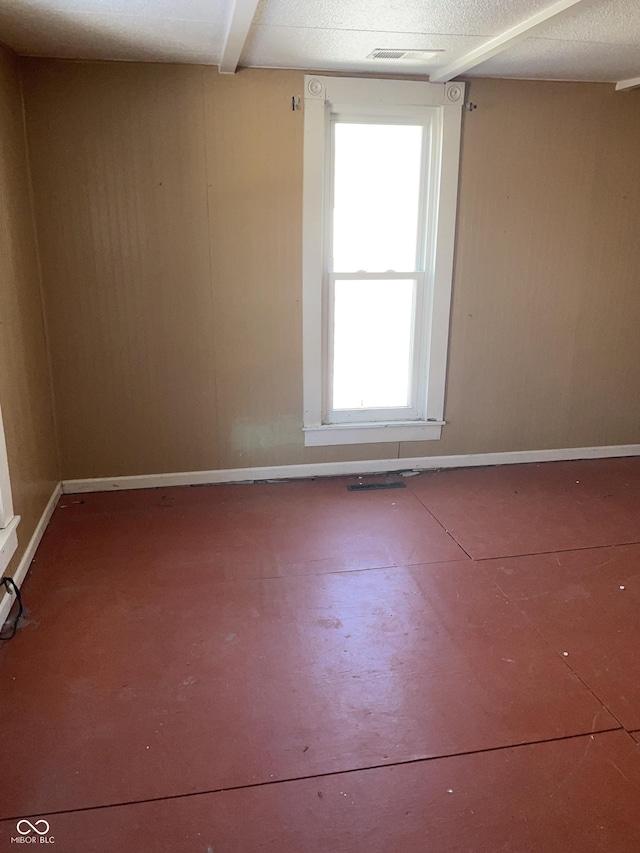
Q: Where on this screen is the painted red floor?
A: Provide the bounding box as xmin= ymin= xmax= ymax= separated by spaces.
xmin=407 ymin=457 xmax=640 ymax=559
xmin=479 ymin=542 xmax=640 ymax=730
xmin=1 ymin=731 xmax=639 ymax=852
xmin=39 ymin=478 xmax=467 ymax=580
xmin=1 ymin=459 xmax=640 ymax=851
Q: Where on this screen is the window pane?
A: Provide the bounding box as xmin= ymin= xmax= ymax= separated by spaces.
xmin=332 ymin=279 xmax=414 ymax=410
xmin=332 ymin=123 xmax=423 ymax=273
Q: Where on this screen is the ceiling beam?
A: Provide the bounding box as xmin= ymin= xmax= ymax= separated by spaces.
xmin=615 ymin=76 xmax=640 ymax=92
xmin=219 ymin=0 xmax=261 ymax=74
xmin=429 ymin=0 xmax=591 ymax=83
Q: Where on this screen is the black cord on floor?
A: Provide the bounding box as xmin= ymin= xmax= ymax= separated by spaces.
xmin=0 ymin=577 xmax=23 ymax=642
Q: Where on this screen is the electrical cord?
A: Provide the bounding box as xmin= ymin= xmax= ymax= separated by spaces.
xmin=0 ymin=577 xmax=23 ymax=642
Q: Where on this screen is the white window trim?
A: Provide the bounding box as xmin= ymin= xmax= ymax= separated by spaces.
xmin=302 ymin=75 xmax=465 ymax=447
xmin=0 ymin=403 xmax=19 ymax=578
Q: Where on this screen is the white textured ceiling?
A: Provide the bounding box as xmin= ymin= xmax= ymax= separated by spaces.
xmin=253 ymin=0 xmax=544 ymax=37
xmin=0 ymin=0 xmax=229 ymax=63
xmin=0 ymin=0 xmax=639 ymax=84
xmin=469 ymin=37 xmax=640 ymax=81
xmin=243 ymin=29 xmax=487 ymax=77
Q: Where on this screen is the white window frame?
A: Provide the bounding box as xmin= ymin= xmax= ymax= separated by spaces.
xmin=302 ymin=75 xmax=465 ymax=447
xmin=0 ymin=402 xmax=19 ymax=578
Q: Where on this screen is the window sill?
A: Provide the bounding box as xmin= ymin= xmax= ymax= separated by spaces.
xmin=303 ymin=421 xmax=444 ymax=447
xmin=0 ymin=516 xmax=19 ymax=578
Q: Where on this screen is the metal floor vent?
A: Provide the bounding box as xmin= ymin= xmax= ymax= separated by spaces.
xmin=347 ymin=481 xmax=407 ymax=492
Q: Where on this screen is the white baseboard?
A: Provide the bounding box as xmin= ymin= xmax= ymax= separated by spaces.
xmin=0 ymin=482 xmax=62 ymax=630
xmin=62 ymin=443 xmax=640 ymax=495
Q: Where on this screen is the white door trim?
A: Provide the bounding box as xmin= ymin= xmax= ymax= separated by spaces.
xmin=0 ymin=404 xmax=15 ymax=528
xmin=0 ymin=483 xmax=61 ymax=630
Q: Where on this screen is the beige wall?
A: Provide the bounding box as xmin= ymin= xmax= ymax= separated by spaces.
xmin=19 ymin=60 xmax=640 ymax=479
xmin=403 ymin=78 xmax=640 ymax=458
xmin=0 ymin=46 xmax=58 ymax=574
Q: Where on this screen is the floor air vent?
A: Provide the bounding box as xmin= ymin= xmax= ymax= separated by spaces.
xmin=347 ymin=482 xmax=407 ymax=492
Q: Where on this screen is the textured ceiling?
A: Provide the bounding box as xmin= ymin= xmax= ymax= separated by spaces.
xmin=253 ymin=0 xmax=544 ymax=37
xmin=0 ymin=0 xmax=639 ymax=84
xmin=242 ymin=28 xmax=487 ymax=77
xmin=469 ymin=37 xmax=640 ymax=81
xmin=0 ymin=0 xmax=229 ymax=63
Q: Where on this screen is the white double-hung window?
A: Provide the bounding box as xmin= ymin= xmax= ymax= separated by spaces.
xmin=302 ymin=76 xmax=465 ymax=446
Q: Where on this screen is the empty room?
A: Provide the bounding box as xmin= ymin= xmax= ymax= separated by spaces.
xmin=1 ymin=0 xmax=640 ymax=849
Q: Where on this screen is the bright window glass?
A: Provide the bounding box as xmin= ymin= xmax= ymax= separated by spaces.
xmin=332 ymin=279 xmax=415 ymax=410
xmin=332 ymin=123 xmax=423 ymax=273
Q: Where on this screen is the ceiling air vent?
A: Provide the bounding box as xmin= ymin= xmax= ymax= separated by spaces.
xmin=367 ymin=48 xmax=443 ymax=61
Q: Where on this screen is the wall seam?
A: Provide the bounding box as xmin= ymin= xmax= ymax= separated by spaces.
xmin=17 ymin=57 xmax=63 ymax=482
xmin=201 ymin=66 xmax=222 ymax=470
